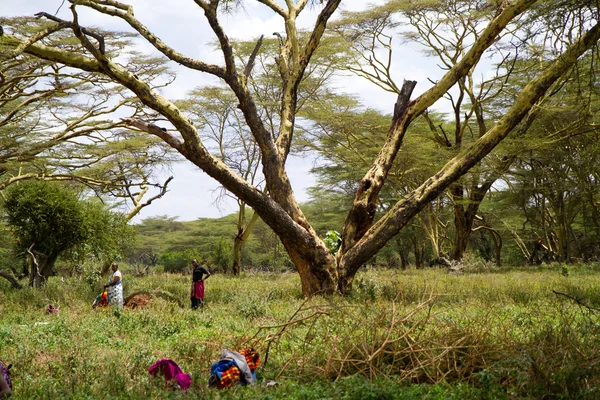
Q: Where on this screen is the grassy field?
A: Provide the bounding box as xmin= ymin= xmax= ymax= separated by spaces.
xmin=1 ymin=265 xmax=600 ymax=399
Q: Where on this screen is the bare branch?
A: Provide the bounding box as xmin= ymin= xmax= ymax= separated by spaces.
xmin=35 ymin=11 xmax=105 ymax=54
xmin=70 ymin=0 xmax=227 ymax=77
xmin=298 ymin=0 xmax=341 ymax=75
xmin=243 ymin=35 xmax=264 ymax=78
xmin=121 ymin=118 xmax=183 ymax=150
xmin=125 ymin=175 xmax=174 ymax=221
xmin=193 ymin=0 xmax=237 ymax=76
xmin=0 ymin=34 xmax=102 ymax=73
xmin=256 ymin=0 xmax=288 ymax=17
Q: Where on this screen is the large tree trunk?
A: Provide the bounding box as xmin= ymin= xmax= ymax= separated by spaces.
xmin=282 ymin=238 xmax=338 ymax=295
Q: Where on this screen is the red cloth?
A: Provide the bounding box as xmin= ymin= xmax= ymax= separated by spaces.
xmin=219 ymin=364 xmax=240 ymax=388
xmin=239 ymin=348 xmax=260 ymax=371
xmin=148 ymin=358 xmax=191 ymax=390
xmin=191 ymin=280 xmax=205 ymax=300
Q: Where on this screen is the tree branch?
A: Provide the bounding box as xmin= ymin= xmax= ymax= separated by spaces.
xmin=125 ymin=175 xmax=174 ymax=221
xmin=70 ymin=0 xmax=227 ymax=78
xmin=121 ymin=118 xmax=183 ymax=151
xmin=340 ymin=20 xmax=600 ymax=275
xmin=0 ymin=270 xmax=23 ymax=289
xmin=35 ymin=11 xmax=105 ymax=54
xmin=193 ymin=0 xmax=237 ymax=77
xmin=340 ymin=79 xmax=417 ymax=254
xmin=243 ymin=35 xmax=264 ymax=79
xmin=256 ymin=0 xmax=288 ymax=17
xmin=0 ymin=34 xmax=102 ymax=73
xmin=298 ymin=0 xmax=341 ymax=76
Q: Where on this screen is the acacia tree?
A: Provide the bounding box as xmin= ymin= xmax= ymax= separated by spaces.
xmin=4 ymin=0 xmax=599 ymax=295
xmin=0 ymin=17 xmax=175 ymax=216
xmin=334 ymin=0 xmax=600 ymax=263
xmin=0 ymin=17 xmax=177 ymax=282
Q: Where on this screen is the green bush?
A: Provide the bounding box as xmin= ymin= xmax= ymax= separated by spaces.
xmin=159 ymin=250 xmax=197 ymax=273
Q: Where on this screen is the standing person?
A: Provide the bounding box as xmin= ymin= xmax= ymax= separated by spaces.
xmin=191 ymin=258 xmax=210 ymax=310
xmin=104 ymin=262 xmax=123 ymax=308
xmin=0 ymin=359 xmax=12 ymax=398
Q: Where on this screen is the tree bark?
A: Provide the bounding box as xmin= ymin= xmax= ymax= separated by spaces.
xmin=28 ymin=251 xmax=58 ymax=287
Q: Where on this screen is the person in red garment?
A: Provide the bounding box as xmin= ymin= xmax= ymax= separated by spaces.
xmin=190 ymin=258 xmax=210 ymax=309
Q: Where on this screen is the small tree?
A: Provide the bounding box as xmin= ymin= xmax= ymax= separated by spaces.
xmin=3 ymin=180 xmax=132 ymax=287
xmin=211 ymin=236 xmax=232 ymax=272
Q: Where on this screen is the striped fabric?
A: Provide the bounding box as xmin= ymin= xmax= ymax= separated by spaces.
xmin=218 ymin=364 xmax=240 ymax=388
xmin=240 ymin=348 xmax=260 ymax=371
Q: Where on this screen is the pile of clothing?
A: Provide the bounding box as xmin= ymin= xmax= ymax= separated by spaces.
xmin=148 ymin=358 xmax=192 ymax=390
xmin=147 ymin=348 xmax=260 ymax=391
xmin=208 ymin=348 xmax=260 ymax=389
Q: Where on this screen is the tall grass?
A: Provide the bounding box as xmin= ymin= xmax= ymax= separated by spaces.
xmin=1 ymin=266 xmax=600 ymax=399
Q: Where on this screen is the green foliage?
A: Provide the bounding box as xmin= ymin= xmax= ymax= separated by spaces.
xmin=159 ymin=250 xmax=197 ymax=274
xmin=210 ymin=236 xmax=232 ymax=272
xmin=2 ymin=181 xmax=132 ymax=277
xmin=4 ymin=181 xmax=88 ymax=257
xmin=323 ymin=230 xmax=341 ymax=254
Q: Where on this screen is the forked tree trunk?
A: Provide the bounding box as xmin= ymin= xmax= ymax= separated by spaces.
xmin=29 ymin=252 xmax=58 ymax=287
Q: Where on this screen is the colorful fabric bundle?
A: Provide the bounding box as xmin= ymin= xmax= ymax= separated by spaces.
xmin=92 ymin=291 xmax=108 ymax=308
xmin=148 ymin=358 xmax=192 ymax=390
xmin=239 ymin=348 xmax=260 ymax=381
xmin=209 ymin=358 xmax=241 ymax=389
xmin=208 ymin=348 xmax=260 ymax=389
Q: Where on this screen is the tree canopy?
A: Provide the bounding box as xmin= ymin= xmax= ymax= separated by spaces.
xmin=3 ymin=180 xmax=132 ymax=286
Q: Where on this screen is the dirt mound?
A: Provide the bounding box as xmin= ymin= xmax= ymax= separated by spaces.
xmin=122 ymin=290 xmax=184 ymax=309
xmin=124 ymin=293 xmax=152 ymax=309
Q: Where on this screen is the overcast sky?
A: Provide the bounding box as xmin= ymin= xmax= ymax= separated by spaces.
xmin=3 ymin=0 xmax=449 ymax=223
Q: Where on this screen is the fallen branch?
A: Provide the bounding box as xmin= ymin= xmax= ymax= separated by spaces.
xmin=0 ymin=270 xmax=23 ymax=289
xmin=553 ymin=289 xmax=600 ymax=314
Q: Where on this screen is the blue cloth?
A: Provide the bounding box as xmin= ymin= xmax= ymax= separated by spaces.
xmin=210 ymin=358 xmax=235 ymax=377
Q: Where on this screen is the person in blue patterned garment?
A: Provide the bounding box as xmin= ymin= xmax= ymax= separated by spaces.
xmin=104 ymin=262 xmax=123 ymax=308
